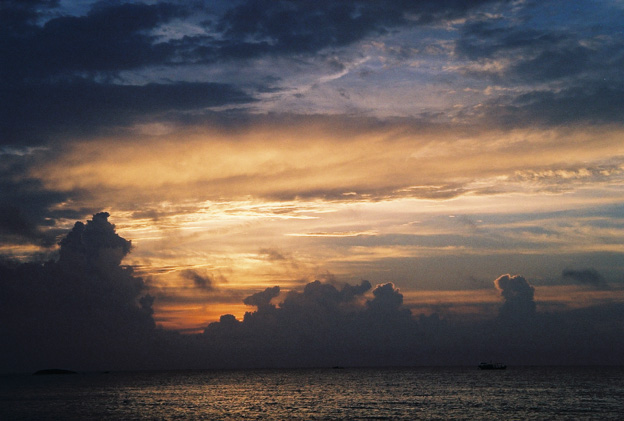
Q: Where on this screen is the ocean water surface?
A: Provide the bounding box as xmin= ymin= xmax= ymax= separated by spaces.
xmin=1 ymin=366 xmax=623 ymax=420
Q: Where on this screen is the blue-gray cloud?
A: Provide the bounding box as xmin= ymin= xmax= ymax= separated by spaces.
xmin=0 ymin=1 xmax=252 ymax=146
xmin=1 ymin=79 xmax=254 ymax=146
xmin=1 ymin=1 xmax=185 ymax=81
xmin=1 ymin=0 xmax=507 ymax=147
xmin=478 ymin=82 xmax=624 ymax=127
xmin=0 ymin=158 xmax=79 ymax=248
xmin=1 ymin=0 xmax=621 ymax=152
xmin=452 ymin=1 xmax=624 ymax=125
xmin=216 ymin=0 xmax=496 ymax=57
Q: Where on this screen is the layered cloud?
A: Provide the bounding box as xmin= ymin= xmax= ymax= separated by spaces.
xmin=3 ymin=0 xmax=622 ymax=148
xmin=2 ymin=0 xmax=623 ymax=231
xmin=25 ymin=123 xmax=624 ymax=206
xmin=1 ymin=1 xmax=624 ymax=370
xmin=1 ymin=0 xmax=500 ymax=146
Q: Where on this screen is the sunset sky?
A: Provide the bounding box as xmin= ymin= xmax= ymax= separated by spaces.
xmin=1 ymin=0 xmax=624 ymax=370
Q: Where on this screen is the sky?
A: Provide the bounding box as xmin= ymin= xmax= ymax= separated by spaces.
xmin=1 ymin=0 xmax=624 ymax=371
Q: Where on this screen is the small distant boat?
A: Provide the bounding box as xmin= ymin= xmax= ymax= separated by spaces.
xmin=478 ymin=362 xmax=506 ymax=370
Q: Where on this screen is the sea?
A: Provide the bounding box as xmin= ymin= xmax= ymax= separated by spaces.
xmin=1 ymin=366 xmax=623 ymax=420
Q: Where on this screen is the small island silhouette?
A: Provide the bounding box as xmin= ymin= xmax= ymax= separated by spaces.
xmin=33 ymin=369 xmax=77 ymax=376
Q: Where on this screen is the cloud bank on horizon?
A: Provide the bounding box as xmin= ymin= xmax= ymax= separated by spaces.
xmin=1 ymin=0 xmax=624 ymax=357
xmin=1 ymin=213 xmax=623 ymax=372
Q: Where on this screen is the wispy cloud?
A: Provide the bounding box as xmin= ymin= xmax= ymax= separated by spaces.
xmin=287 ymin=230 xmax=378 ymax=238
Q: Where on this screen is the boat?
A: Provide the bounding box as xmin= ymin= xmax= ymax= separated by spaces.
xmin=478 ymin=362 xmax=506 ymax=370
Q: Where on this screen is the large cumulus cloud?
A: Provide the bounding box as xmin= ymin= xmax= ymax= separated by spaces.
xmin=199 ymin=279 xmax=421 ymax=368
xmin=0 ymin=213 xmax=156 ymax=372
xmin=193 ymin=272 xmax=624 ymax=368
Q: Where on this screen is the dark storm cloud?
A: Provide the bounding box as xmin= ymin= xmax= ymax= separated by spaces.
xmin=0 ymin=1 xmax=185 ymax=81
xmin=196 ymin=275 xmax=624 ymax=368
xmin=1 ymin=0 xmax=621 ymax=149
xmin=1 ymin=79 xmax=254 ymax=146
xmin=200 ymin=280 xmax=417 ymax=368
xmin=5 ymin=0 xmax=499 ymax=78
xmin=367 ymin=282 xmax=404 ymax=314
xmin=0 ymin=155 xmax=77 ymax=248
xmin=562 ymin=268 xmax=609 ymax=290
xmin=341 ymin=279 xmax=372 ymax=301
xmin=455 ymin=8 xmax=624 ymax=84
xmin=0 ymin=213 xmax=157 ymax=372
xmin=217 ymin=0 xmax=497 ymax=57
xmin=1 ymin=0 xmax=499 ymax=82
xmin=0 ymin=0 xmax=506 ymax=147
xmin=0 ymin=1 xmax=252 ymax=146
xmin=480 ymin=82 xmax=624 ymax=127
xmin=277 ymin=279 xmax=371 ymax=312
xmin=0 ymin=204 xmax=56 ymax=247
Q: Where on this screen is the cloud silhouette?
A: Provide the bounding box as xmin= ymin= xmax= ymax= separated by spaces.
xmin=196 ymin=280 xmax=421 ymax=368
xmin=243 ymin=286 xmax=280 ymax=310
xmin=0 ymin=204 xmax=56 ymax=247
xmin=562 ymin=268 xmax=610 ymax=290
xmin=493 ymin=274 xmax=536 ymax=321
xmin=1 ymin=80 xmax=255 ymax=147
xmin=2 ymin=216 xmax=624 ymax=372
xmin=0 ymin=213 xmax=156 ymax=372
xmin=1 ymin=1 xmax=187 ymax=81
xmin=0 ymin=171 xmax=74 ymax=248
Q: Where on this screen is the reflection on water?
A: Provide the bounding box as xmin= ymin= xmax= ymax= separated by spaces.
xmin=1 ymin=366 xmax=623 ymax=420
